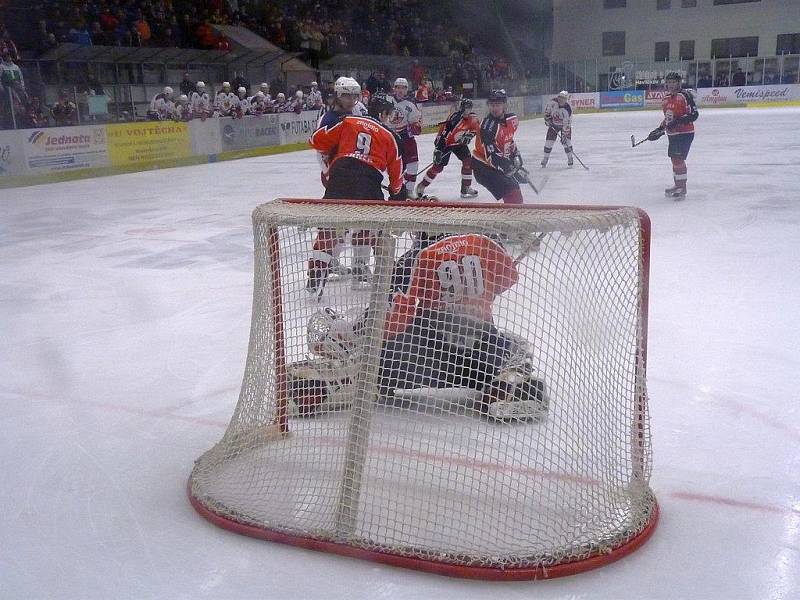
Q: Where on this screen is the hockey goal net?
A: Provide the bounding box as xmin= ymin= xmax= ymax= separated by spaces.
xmin=188 ymin=199 xmax=658 ymax=580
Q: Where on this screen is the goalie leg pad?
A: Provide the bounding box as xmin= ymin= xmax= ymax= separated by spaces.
xmin=481 ymin=370 xmax=549 ymax=422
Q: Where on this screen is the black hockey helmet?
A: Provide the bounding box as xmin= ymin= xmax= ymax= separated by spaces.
xmin=368 ymin=91 xmax=394 ymax=118
xmin=665 ymin=71 xmax=682 ymax=82
xmin=459 ymin=97 xmax=473 ymax=112
xmin=488 ymin=88 xmax=507 ymax=103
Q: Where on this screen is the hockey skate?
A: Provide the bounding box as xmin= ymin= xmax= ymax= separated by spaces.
xmin=350 ymin=260 xmax=372 ymax=290
xmin=540 ymin=157 xmax=549 ymax=168
xmin=664 ymin=186 xmax=687 ymax=199
xmin=460 ymin=187 xmax=478 ymax=199
xmin=414 ymin=182 xmax=428 ymax=198
xmin=567 ymin=155 xmax=574 ymax=167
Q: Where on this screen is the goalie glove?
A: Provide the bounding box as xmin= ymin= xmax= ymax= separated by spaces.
xmin=648 ymin=127 xmax=665 ymax=141
xmin=499 ymin=151 xmax=524 ymax=177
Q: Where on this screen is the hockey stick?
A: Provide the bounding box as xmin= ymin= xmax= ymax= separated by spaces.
xmin=559 ymin=131 xmax=589 ymax=170
xmin=512 ymin=232 xmax=547 ymax=266
xmin=631 ymin=135 xmax=649 ymax=147
xmin=516 ymin=166 xmax=543 ymax=195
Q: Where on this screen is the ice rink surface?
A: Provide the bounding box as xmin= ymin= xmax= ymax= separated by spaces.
xmin=2 ymin=107 xmax=799 ymax=600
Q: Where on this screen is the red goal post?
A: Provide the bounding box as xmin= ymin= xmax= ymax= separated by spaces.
xmin=188 ymin=199 xmax=657 ymax=580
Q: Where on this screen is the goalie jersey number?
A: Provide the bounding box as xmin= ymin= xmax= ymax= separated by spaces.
xmin=436 ymin=255 xmax=485 ymax=301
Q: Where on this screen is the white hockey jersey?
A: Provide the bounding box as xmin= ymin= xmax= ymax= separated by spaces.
xmin=543 ymin=99 xmax=573 ymax=130
xmin=174 ymin=102 xmax=192 ymax=121
xmin=236 ymin=96 xmax=251 ymax=116
xmin=388 ymin=96 xmax=422 ymax=139
xmin=215 ymin=91 xmax=237 ymax=116
xmin=190 ymin=91 xmax=211 ymax=116
xmin=149 ymin=93 xmax=175 ymax=120
xmin=248 ymin=95 xmax=271 ymax=115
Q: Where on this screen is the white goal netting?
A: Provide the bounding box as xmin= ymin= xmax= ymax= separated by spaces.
xmin=188 ymin=199 xmax=657 ymax=579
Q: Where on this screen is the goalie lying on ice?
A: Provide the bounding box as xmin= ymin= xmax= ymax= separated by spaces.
xmin=287 ymin=233 xmax=549 ymax=421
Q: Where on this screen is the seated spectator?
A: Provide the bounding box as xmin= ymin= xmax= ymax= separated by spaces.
xmin=781 ymin=70 xmax=799 ymax=84
xmin=731 ymin=68 xmax=746 ymax=86
xmin=68 ymin=20 xmax=93 ymax=47
xmin=764 ymin=70 xmax=779 ymax=85
xmin=26 ymin=96 xmax=50 ymax=128
xmin=697 ymin=73 xmax=712 ymax=88
xmin=51 ymin=90 xmax=78 ymax=126
xmin=714 ymin=73 xmax=729 ymax=87
xmin=414 ymin=82 xmax=429 ymax=103
xmin=134 ymin=14 xmax=152 ymax=45
xmin=0 ymin=25 xmax=19 ymax=61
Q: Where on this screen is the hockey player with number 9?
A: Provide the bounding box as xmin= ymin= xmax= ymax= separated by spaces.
xmin=297 ymin=233 xmax=549 ymax=421
xmin=306 ymin=92 xmax=405 ymax=296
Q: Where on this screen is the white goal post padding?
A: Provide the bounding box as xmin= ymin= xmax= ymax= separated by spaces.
xmin=188 ymin=199 xmax=658 ymax=580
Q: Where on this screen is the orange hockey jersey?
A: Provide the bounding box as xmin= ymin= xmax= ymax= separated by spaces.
xmin=472 ymin=112 xmax=519 ymax=168
xmin=309 ymin=115 xmax=404 ymax=195
xmin=385 ymin=234 xmax=519 ymax=336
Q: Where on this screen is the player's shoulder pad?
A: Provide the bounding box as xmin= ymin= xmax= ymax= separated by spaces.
xmin=318 ymin=110 xmax=347 ymax=129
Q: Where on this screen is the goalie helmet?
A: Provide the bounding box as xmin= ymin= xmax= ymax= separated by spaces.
xmin=334 ymin=76 xmax=361 ymax=97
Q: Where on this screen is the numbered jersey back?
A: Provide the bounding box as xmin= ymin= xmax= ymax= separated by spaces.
xmin=386 ymin=234 xmax=519 ymax=336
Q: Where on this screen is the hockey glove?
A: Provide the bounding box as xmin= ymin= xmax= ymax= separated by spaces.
xmin=409 ymin=121 xmax=422 ymax=136
xmin=647 ymin=127 xmax=665 ymax=141
xmin=666 ymin=115 xmax=692 ymax=131
xmin=433 ymin=148 xmax=445 ymax=164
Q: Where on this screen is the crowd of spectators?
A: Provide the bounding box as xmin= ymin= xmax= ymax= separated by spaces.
xmin=24 ymin=0 xmax=234 ymax=52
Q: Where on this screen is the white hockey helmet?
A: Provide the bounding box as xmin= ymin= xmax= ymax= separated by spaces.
xmin=311 ymin=81 xmax=318 ymax=87
xmin=260 ymin=82 xmax=269 ymax=90
xmin=394 ymin=77 xmax=409 ymax=89
xmin=196 ymin=81 xmax=205 ymax=89
xmin=557 ymin=90 xmax=569 ymax=100
xmin=277 ymin=92 xmax=286 ymax=100
xmin=238 ymin=86 xmax=247 ymax=96
xmin=178 ymin=94 xmax=188 ymax=103
xmin=334 ymin=76 xmax=361 ymax=97
xmin=295 ymin=90 xmax=304 ymax=98
xmin=222 ymin=81 xmax=231 ymax=89
xmin=256 ymin=91 xmax=265 ymax=99
xmin=163 ymin=86 xmax=173 ymax=96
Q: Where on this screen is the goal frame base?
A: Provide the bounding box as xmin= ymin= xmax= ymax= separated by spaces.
xmin=188 ymin=480 xmax=659 ymax=581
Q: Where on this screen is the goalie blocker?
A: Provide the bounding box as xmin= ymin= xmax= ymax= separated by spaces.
xmin=287 ymin=232 xmax=549 ymax=421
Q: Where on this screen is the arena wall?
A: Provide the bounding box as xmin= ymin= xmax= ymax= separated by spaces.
xmin=2 ymin=85 xmax=799 ymax=188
